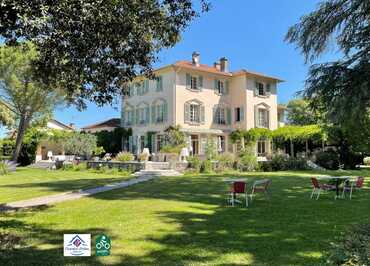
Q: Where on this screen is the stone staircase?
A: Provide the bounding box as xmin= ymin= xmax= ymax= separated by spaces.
xmin=134 ymin=161 xmax=182 ymax=177
xmin=29 ymin=160 xmax=56 ymax=169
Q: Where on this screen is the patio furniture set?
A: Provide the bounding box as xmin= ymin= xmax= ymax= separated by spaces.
xmin=225 ymin=178 xmax=271 ymax=207
xmin=310 ymin=176 xmax=365 ymax=200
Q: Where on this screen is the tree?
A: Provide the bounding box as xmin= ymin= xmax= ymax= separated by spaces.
xmin=285 ymin=0 xmax=370 ymax=152
xmin=0 ymin=42 xmax=64 ymax=161
xmin=63 ymin=132 xmax=97 ymax=158
xmin=0 ymin=0 xmax=210 ymax=109
xmin=0 ymin=98 xmax=15 ymax=127
xmin=286 ymin=99 xmax=318 ymax=125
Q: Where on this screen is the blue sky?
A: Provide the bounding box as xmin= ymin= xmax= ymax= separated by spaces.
xmin=7 ymin=0 xmax=342 ymax=130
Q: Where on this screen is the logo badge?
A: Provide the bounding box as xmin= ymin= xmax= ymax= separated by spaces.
xmin=95 ymin=234 xmax=111 ymax=256
xmin=64 ymin=234 xmax=91 ymax=256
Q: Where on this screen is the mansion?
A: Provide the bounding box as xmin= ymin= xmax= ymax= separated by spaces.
xmin=121 ymin=52 xmax=285 ymax=157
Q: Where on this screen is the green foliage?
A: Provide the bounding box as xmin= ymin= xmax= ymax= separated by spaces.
xmin=325 ymin=222 xmax=370 ymax=266
xmin=0 ymin=99 xmax=14 ymax=127
xmin=216 ymin=153 xmax=235 ymax=171
xmin=93 ymin=146 xmax=105 ymax=157
xmin=286 ymin=0 xmax=370 ymax=153
xmin=286 ymin=99 xmax=318 ymax=125
xmin=187 ymin=156 xmax=201 ymax=173
xmin=315 ymin=149 xmax=340 ymax=170
xmin=0 ymin=161 xmax=9 ymax=175
xmin=205 ymin=138 xmax=217 ymax=160
xmin=94 ymin=128 xmax=132 ymax=155
xmin=62 ymin=162 xmax=87 ymax=172
xmin=0 ymin=42 xmax=65 ymax=161
xmin=260 ymin=155 xmax=308 ymax=171
xmin=0 ymin=1 xmax=209 ymax=108
xmin=114 ymin=152 xmax=134 ymax=162
xmin=160 ymin=145 xmax=184 ymax=154
xmin=237 ymin=146 xmax=258 ymax=172
xmin=201 ymin=159 xmax=213 ymax=174
xmin=63 ymin=132 xmax=97 ymax=158
xmin=164 ymin=125 xmax=186 ymax=146
xmin=364 ymin=157 xmax=370 ymax=166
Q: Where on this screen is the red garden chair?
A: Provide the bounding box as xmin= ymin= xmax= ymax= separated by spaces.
xmin=341 ymin=176 xmax=365 ymax=199
xmin=310 ymin=177 xmax=335 ymax=200
xmin=250 ymin=179 xmax=271 ymax=204
xmin=228 ymin=181 xmax=248 ymax=207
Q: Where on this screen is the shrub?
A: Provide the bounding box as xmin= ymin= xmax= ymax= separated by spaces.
xmin=325 ymin=222 xmax=370 ymax=266
xmin=201 ymin=159 xmax=213 ymax=173
xmin=187 ymin=156 xmax=201 ymax=173
xmin=259 ymin=161 xmax=273 ymax=172
xmin=216 ymin=153 xmax=235 ymax=171
xmin=93 ymin=146 xmax=105 ymax=157
xmin=0 ymin=162 xmax=9 ymax=175
xmin=237 ymin=147 xmax=258 ymax=171
xmin=315 ymin=149 xmax=340 ymax=170
xmin=261 ymin=155 xmax=308 ymax=171
xmin=363 ymin=157 xmax=370 ymax=166
xmin=160 ymin=145 xmax=184 ymax=154
xmin=285 ymin=157 xmax=308 ymax=170
xmin=115 ymin=151 xmax=134 ymax=162
xmin=270 ymin=154 xmax=288 ymax=171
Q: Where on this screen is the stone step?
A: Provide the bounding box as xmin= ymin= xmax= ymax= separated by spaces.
xmin=144 ymin=162 xmax=171 ymax=170
xmin=29 ymin=161 xmax=56 ymax=169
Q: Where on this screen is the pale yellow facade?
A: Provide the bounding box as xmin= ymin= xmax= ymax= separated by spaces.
xmin=122 ymin=53 xmax=284 ymax=157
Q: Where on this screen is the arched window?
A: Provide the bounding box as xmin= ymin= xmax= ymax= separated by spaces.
xmin=213 ymin=103 xmax=231 ymax=125
xmin=254 ymin=103 xmax=270 ymax=128
xmin=123 ymin=104 xmax=134 ymax=126
xmin=151 ymin=98 xmax=168 ymax=124
xmin=136 ymin=102 xmax=150 ymax=125
xmin=184 ymin=99 xmax=205 ymax=124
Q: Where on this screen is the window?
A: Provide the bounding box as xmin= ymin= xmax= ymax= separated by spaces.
xmin=186 ymin=73 xmax=203 ymax=91
xmin=257 ymin=139 xmax=267 ymax=156
xmin=156 ymin=76 xmax=163 ymax=92
xmin=214 ymin=79 xmax=229 ymax=95
xmin=152 ymin=100 xmax=167 ymax=123
xmin=185 ymin=100 xmax=204 ymax=124
xmin=125 ymin=110 xmax=133 ymax=125
xmin=136 ymin=103 xmax=149 ymax=125
xmin=138 ymin=108 xmax=146 ymax=124
xmin=191 ymin=76 xmax=198 ymax=90
xmin=257 ymin=82 xmax=265 ymax=96
xmin=190 ymin=104 xmax=200 ymax=123
xmin=235 ymin=107 xmax=244 ymax=122
xmin=215 ymin=107 xmax=226 ymax=125
xmin=258 ymin=109 xmax=269 ymax=128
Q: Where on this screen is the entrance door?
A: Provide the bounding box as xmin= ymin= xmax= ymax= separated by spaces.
xmin=191 ymin=135 xmax=199 ymax=155
xmin=41 ymin=146 xmax=47 ymax=160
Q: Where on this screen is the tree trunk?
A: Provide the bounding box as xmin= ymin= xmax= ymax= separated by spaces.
xmin=305 ymin=140 xmax=309 ymax=158
xmin=290 ymin=139 xmax=294 ymax=157
xmin=12 ymin=115 xmax=30 ymax=162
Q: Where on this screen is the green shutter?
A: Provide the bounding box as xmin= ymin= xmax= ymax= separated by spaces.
xmin=200 ymin=105 xmax=205 ymax=123
xmin=145 ymin=106 xmax=150 ymax=123
xmin=213 ymin=107 xmax=217 ymax=123
xmin=135 ymin=108 xmax=140 ymax=124
xmin=227 ymin=108 xmax=231 ymax=125
xmin=225 ymin=80 xmax=229 ymax=94
xmin=267 ymin=109 xmax=270 ymax=129
xmin=151 ymin=105 xmax=156 ymax=123
xmin=198 ymin=76 xmax=203 ymax=89
xmin=214 ymin=79 xmax=218 ymax=93
xmin=240 ymin=106 xmax=244 ymax=121
xmin=186 ymin=73 xmax=191 ymax=87
xmin=266 ymin=83 xmax=271 ymax=94
xmin=184 ymin=103 xmax=190 ymax=122
xmin=156 ymin=76 xmax=163 ymax=91
xmin=130 ymin=111 xmax=134 ymax=125
xmin=144 ymin=80 xmax=149 ymax=93
xmin=163 ymin=102 xmax=168 ymax=122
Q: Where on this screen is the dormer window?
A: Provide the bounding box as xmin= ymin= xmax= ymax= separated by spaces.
xmin=255 ymin=81 xmax=271 ymax=97
xmin=214 ymin=79 xmax=229 ymax=95
xmin=191 ymin=76 xmax=198 ymax=90
xmin=186 ymin=73 xmax=203 ymax=91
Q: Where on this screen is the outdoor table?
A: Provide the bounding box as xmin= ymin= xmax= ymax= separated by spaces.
xmin=318 ymin=176 xmax=351 ymax=199
xmin=223 ymin=178 xmax=248 ymax=205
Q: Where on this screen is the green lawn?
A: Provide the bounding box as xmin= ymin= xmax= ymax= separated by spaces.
xmin=0 ymin=169 xmax=369 ymax=265
xmin=0 ymin=167 xmax=133 ymax=204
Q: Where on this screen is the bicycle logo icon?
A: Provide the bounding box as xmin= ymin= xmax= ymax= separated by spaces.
xmin=95 ymin=234 xmax=111 ymax=256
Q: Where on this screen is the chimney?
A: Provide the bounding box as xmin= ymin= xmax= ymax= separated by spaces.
xmin=214 ymin=62 xmax=221 ymax=71
xmin=69 ymin=123 xmax=75 ymax=129
xmin=192 ymin=51 xmax=200 ymax=67
xmin=220 ymin=57 xmax=229 ymax=72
